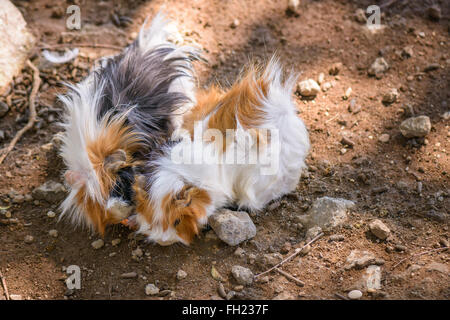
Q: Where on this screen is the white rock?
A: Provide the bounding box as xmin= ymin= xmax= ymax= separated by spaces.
xmin=364 ymin=265 xmax=382 ymax=290
xmin=145 ymin=284 xmax=159 ymax=296
xmin=348 ymin=290 xmax=362 ymax=300
xmin=345 ymin=250 xmax=376 ymax=270
xmin=47 ymin=211 xmax=56 ymax=218
xmin=317 ymin=72 xmax=325 ymax=84
xmin=177 ymin=269 xmax=187 ymax=280
xmin=298 ymin=79 xmax=321 ymax=97
xmin=91 ymin=239 xmax=104 ymax=249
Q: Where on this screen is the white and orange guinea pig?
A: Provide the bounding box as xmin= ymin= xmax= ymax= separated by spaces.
xmin=58 ymin=13 xmax=199 ymax=234
xmin=130 ymin=58 xmax=310 ymax=246
xmin=59 ymin=15 xmax=310 ymax=245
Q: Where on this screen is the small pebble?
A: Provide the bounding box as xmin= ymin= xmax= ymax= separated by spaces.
xmin=47 ymin=211 xmax=56 ymax=218
xmin=145 ymin=284 xmax=159 ymax=296
xmin=24 ymin=235 xmax=34 ymax=244
xmin=111 ymin=239 xmax=121 ymax=246
xmin=48 ymin=229 xmax=58 ymax=238
xmin=348 ymin=290 xmax=363 ymax=300
xmin=91 ymin=239 xmax=104 ymax=249
xmin=120 ymin=272 xmax=137 ymax=279
xmin=177 ymin=269 xmax=187 ymax=280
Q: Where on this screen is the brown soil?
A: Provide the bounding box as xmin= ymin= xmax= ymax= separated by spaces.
xmin=0 ymin=0 xmax=449 ymax=300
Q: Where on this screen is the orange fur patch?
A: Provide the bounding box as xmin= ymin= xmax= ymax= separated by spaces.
xmin=132 ymin=176 xmax=154 ymax=225
xmin=86 ymin=118 xmax=144 ymax=198
xmin=161 ymin=186 xmax=211 ymax=244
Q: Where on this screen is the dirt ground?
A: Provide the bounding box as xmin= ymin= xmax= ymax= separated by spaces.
xmin=0 ymin=0 xmax=449 ymax=300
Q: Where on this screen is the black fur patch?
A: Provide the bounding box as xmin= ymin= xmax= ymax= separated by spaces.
xmin=110 ymin=166 xmax=135 ymax=204
xmin=94 ymin=40 xmax=197 ymax=154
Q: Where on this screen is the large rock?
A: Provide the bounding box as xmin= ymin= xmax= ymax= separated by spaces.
xmin=209 ymin=209 xmax=256 ymax=246
xmin=32 ymin=181 xmax=67 ymax=202
xmin=297 ymin=197 xmax=355 ymax=231
xmin=0 ymin=1 xmax=35 ymax=95
xmin=399 ymin=116 xmax=431 ymax=138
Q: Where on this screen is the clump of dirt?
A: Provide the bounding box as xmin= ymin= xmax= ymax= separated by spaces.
xmin=0 ymin=0 xmax=448 ymax=300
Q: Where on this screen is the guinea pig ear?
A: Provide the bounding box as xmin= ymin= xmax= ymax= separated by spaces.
xmin=64 ymin=170 xmax=86 ymax=187
xmin=104 ymin=149 xmax=127 ymax=172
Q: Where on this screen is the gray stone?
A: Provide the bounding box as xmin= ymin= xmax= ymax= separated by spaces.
xmin=297 ymin=79 xmax=320 ymax=97
xmin=91 ymin=239 xmax=104 ymax=249
xmin=345 ymin=250 xmax=376 ymax=270
xmin=369 ymin=219 xmax=390 ymax=240
xmin=399 ymin=116 xmax=431 ymax=138
xmin=0 ymin=0 xmax=35 ymax=95
xmin=231 ymin=265 xmax=254 ymax=286
xmin=32 ymin=181 xmax=66 ymax=202
xmin=368 ymin=57 xmax=389 ymax=76
xmin=296 ymin=197 xmax=355 ymax=232
xmin=209 ymin=209 xmax=256 ymax=246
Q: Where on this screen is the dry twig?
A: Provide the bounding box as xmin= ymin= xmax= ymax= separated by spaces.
xmin=0 ymin=270 xmax=10 ymax=300
xmin=0 ymin=60 xmax=41 ymax=165
xmin=275 ymin=268 xmax=305 ymax=287
xmin=255 ymin=232 xmax=324 ymax=279
xmin=391 ymin=246 xmax=449 ymax=270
